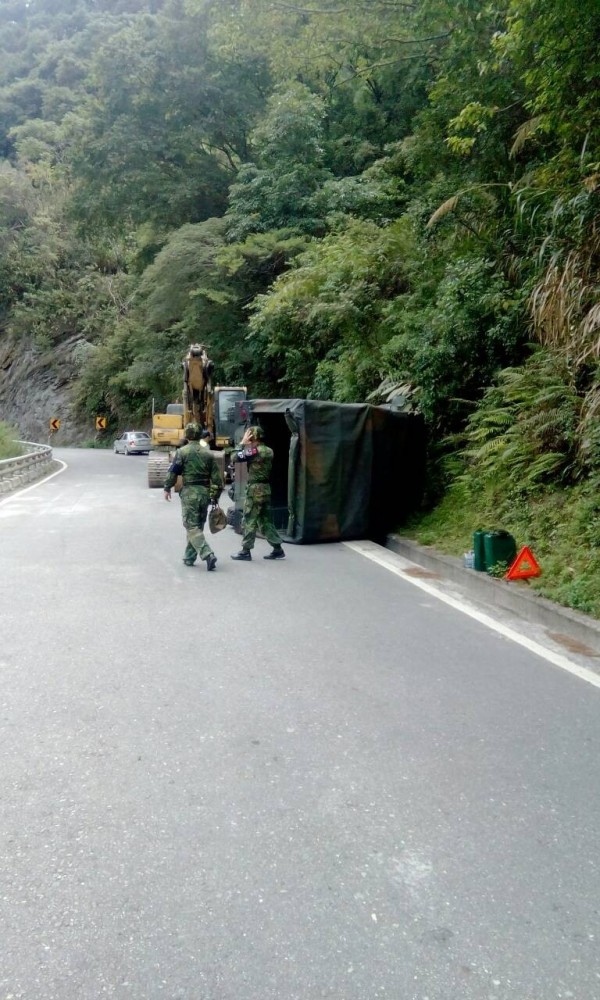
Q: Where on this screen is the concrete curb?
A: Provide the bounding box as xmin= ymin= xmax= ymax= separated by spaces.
xmin=386 ymin=534 xmax=600 ymax=656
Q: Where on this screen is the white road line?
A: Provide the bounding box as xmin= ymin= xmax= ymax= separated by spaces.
xmin=344 ymin=539 xmax=600 ymax=690
xmin=0 ymin=460 xmax=68 ymax=507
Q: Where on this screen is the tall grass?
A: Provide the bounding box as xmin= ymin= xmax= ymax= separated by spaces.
xmin=0 ymin=421 xmax=23 ymax=460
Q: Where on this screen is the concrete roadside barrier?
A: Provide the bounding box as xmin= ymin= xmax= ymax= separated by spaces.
xmin=0 ymin=442 xmax=54 ymax=495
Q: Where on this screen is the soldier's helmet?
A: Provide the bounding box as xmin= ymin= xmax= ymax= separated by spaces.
xmin=184 ymin=422 xmax=201 ymax=440
xmin=250 ymin=424 xmax=264 ymax=441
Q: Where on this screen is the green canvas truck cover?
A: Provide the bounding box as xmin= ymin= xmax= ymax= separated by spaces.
xmin=235 ymin=399 xmax=424 ymax=544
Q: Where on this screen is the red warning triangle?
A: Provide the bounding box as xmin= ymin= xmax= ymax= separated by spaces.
xmin=505 ymin=545 xmax=542 ymax=581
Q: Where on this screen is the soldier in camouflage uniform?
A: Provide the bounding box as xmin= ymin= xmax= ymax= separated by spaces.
xmin=230 ymin=425 xmax=285 ymax=561
xmin=164 ymin=423 xmax=223 ymax=571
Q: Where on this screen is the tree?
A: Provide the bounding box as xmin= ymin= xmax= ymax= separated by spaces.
xmin=69 ymin=5 xmax=269 ymax=231
xmin=248 ymin=217 xmax=413 ymax=400
xmin=226 ymin=83 xmax=332 ymax=241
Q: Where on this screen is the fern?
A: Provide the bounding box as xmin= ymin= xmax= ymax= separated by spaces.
xmin=460 ymin=348 xmax=587 ymax=496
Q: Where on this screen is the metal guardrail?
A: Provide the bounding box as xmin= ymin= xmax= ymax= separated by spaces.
xmin=0 ymin=441 xmax=54 ymax=495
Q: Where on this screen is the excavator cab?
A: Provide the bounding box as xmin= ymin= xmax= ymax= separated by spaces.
xmin=213 ymin=387 xmax=247 ymax=449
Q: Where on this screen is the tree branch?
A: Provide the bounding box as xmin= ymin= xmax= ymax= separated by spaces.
xmin=384 ymin=32 xmax=452 ymax=44
xmin=335 ymin=52 xmax=431 ymax=83
xmin=270 ymin=2 xmax=417 ymax=14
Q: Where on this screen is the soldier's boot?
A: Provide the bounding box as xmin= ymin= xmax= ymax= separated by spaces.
xmin=231 ymin=549 xmax=252 ymax=561
xmin=206 ymin=554 xmax=217 ymax=571
xmin=183 ymin=558 xmax=196 ymax=566
xmin=264 ymin=546 xmax=285 ymax=560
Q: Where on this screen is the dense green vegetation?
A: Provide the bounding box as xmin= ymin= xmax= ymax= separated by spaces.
xmin=0 ymin=0 xmax=598 ymax=614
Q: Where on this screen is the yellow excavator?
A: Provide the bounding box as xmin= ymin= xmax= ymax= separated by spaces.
xmin=147 ymin=344 xmax=246 ymax=487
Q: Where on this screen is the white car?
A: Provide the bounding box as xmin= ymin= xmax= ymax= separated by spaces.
xmin=113 ymin=431 xmax=151 ymax=455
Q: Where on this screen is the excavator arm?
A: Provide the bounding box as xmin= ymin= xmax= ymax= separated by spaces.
xmin=183 ymin=344 xmax=214 ymax=430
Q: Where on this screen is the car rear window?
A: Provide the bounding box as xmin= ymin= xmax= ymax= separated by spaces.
xmin=132 ymin=433 xmax=150 ymax=439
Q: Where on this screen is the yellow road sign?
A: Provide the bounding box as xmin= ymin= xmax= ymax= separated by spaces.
xmin=95 ymin=416 xmax=107 ymax=431
xmin=49 ymin=418 xmax=60 ymax=432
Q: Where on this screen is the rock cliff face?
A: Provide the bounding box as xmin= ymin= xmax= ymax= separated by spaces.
xmin=0 ymin=334 xmax=88 ymax=444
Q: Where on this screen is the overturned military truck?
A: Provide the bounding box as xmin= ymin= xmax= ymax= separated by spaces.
xmin=231 ymin=399 xmax=425 ymax=544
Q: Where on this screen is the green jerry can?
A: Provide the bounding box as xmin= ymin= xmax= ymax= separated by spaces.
xmin=472 ymin=530 xmax=487 ymax=572
xmin=483 ymin=530 xmax=517 ymax=573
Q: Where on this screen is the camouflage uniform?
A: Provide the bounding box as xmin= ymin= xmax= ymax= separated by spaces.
xmin=164 ymin=441 xmax=222 ymax=566
xmin=235 ymin=441 xmax=283 ymax=553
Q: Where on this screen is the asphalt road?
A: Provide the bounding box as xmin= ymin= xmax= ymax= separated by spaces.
xmin=1 ymin=448 xmax=598 ymax=1000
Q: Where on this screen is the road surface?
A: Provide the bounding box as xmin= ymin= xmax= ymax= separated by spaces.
xmin=0 ymin=448 xmax=598 ymax=999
